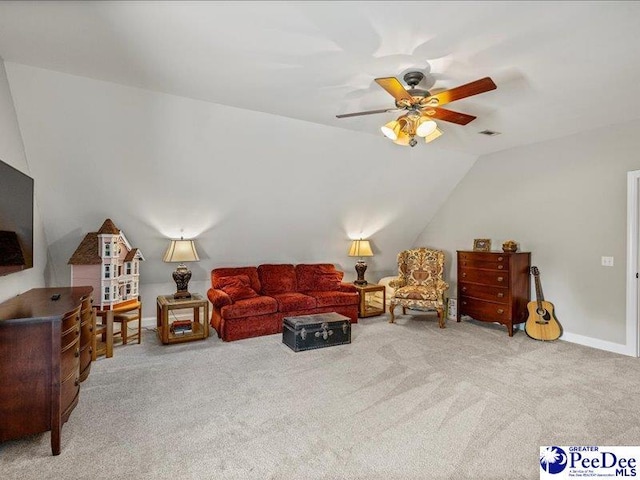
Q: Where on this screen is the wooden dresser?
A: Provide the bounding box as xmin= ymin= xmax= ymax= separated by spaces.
xmin=0 ymin=286 xmax=92 ymax=455
xmin=457 ymin=251 xmax=530 ymax=336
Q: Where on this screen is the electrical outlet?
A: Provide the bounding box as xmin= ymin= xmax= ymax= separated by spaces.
xmin=601 ymin=256 xmax=614 ymax=267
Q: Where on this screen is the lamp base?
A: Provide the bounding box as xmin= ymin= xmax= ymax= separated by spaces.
xmin=172 ymin=264 xmax=192 ymax=299
xmin=354 ymin=260 xmax=368 ymax=286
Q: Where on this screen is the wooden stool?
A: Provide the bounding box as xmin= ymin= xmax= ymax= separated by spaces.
xmin=112 ymin=298 xmax=142 ymax=345
xmin=91 ymin=309 xmax=114 ymax=360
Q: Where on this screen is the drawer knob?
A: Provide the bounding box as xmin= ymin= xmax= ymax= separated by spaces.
xmin=497 ymin=308 xmax=504 ymax=314
xmin=498 ymin=265 xmax=504 ymax=270
xmin=497 ymin=277 xmax=504 ymax=282
xmin=74 ymin=349 xmax=79 ymax=358
xmin=497 ymin=292 xmax=504 ymax=298
xmin=76 ymin=329 xmax=80 ymax=336
xmin=75 ymin=379 xmax=80 ymax=387
xmin=462 ymin=273 xmax=467 ymax=278
xmin=462 ymin=301 xmax=467 ymax=306
xmin=498 ymin=256 xmax=504 ymax=261
xmin=462 ymin=286 xmax=467 ymax=292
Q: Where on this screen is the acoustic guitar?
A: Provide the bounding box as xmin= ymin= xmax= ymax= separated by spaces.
xmin=525 ymin=266 xmax=562 ymax=341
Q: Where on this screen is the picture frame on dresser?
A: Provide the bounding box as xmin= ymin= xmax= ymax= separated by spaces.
xmin=473 ymin=238 xmax=491 ymax=252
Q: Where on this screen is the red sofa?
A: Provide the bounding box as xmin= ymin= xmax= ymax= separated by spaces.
xmin=207 ymin=263 xmax=359 ymax=342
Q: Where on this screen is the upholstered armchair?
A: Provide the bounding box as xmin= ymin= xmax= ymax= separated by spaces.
xmin=388 ymin=248 xmax=449 ymax=328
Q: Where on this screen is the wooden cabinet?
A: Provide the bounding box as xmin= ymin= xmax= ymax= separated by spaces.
xmin=457 ymin=251 xmax=530 ymax=336
xmin=0 ymin=287 xmax=92 ymax=455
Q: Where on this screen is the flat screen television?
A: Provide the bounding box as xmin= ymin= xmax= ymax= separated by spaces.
xmin=0 ymin=159 xmax=34 ymax=276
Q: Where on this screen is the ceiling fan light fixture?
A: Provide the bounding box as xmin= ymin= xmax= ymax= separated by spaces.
xmin=393 ymin=130 xmax=412 ymax=146
xmin=381 ymin=120 xmax=401 ymax=140
xmin=424 ymin=127 xmax=443 ymax=144
xmin=415 ymin=117 xmax=438 ymax=137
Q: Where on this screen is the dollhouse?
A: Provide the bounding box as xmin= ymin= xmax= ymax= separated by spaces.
xmin=68 ymin=218 xmax=144 ymax=310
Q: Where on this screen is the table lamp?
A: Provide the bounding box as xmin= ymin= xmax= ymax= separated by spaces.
xmin=163 ymin=238 xmax=199 ymax=298
xmin=348 ymin=239 xmax=373 ymax=286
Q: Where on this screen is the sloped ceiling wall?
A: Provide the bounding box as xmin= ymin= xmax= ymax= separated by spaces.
xmin=5 ymin=62 xmax=477 ymax=307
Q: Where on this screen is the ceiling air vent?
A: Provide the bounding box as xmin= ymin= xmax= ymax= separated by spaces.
xmin=478 ymin=129 xmax=501 ymax=136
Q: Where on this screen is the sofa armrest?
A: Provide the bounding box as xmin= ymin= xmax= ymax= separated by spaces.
xmin=389 ymin=277 xmax=405 ymax=289
xmin=338 ymin=282 xmax=357 ymax=293
xmin=207 ymin=288 xmax=232 ymax=309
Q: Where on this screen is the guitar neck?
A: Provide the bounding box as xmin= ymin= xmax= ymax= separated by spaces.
xmin=534 ymin=273 xmax=545 ymax=309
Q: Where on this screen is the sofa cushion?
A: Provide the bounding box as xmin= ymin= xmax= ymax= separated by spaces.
xmin=258 ymin=264 xmax=297 ymax=294
xmin=213 ymin=267 xmax=261 ymax=293
xmin=295 ymin=264 xmax=344 ymax=292
xmin=221 ymin=296 xmax=278 ymax=320
xmin=215 ymin=275 xmax=259 ymax=302
xmin=305 ymin=290 xmax=358 ymax=308
xmin=270 ymin=292 xmax=317 ymax=313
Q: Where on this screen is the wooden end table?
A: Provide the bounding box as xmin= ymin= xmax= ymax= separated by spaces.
xmin=156 ymin=294 xmax=209 ymax=344
xmin=354 ymin=283 xmax=386 ymax=317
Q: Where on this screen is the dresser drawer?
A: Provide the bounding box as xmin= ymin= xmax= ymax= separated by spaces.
xmin=61 ymin=340 xmax=80 ymax=380
xmin=458 ymin=283 xmax=509 ymax=304
xmin=459 ymin=296 xmax=512 ymax=321
xmin=459 ymin=268 xmax=509 ymax=287
xmin=61 ymin=372 xmax=80 ymax=413
xmin=459 ymin=251 xmax=509 ymax=267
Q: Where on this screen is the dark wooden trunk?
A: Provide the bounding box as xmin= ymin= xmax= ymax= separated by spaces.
xmin=282 ymin=312 xmax=351 ymax=352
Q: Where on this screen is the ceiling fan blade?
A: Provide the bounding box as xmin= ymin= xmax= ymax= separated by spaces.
xmin=423 ymin=107 xmax=476 ymax=125
xmin=375 ymin=77 xmax=413 ymax=103
xmin=336 ymin=108 xmax=399 ymax=119
xmin=423 ymin=77 xmax=497 ymax=107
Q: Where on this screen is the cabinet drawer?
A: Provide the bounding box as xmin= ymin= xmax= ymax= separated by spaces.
xmin=458 ymin=283 xmax=509 ymax=304
xmin=61 ymin=373 xmax=80 ymax=412
xmin=459 ymin=268 xmax=509 ymax=287
xmin=459 ymin=296 xmax=512 ymax=321
xmin=459 ymin=256 xmax=509 ymax=271
xmin=61 ymin=343 xmax=80 ymax=380
xmin=62 ymin=325 xmax=80 ymax=350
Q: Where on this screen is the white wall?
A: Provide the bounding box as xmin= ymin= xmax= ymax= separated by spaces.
xmin=0 ymin=59 xmax=46 ymax=302
xmin=415 ymin=120 xmax=640 ymax=352
xmin=5 ymin=63 xmax=478 ymax=317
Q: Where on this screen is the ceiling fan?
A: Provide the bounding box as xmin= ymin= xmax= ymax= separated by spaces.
xmin=336 ymin=71 xmax=497 ymax=147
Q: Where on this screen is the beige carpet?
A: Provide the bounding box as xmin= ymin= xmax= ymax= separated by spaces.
xmin=2 ymin=314 xmax=639 ymax=480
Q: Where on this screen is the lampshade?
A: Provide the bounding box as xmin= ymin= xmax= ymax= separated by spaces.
xmin=424 ymin=127 xmax=443 ymax=143
xmin=348 ymin=239 xmax=373 ymax=257
xmin=416 ymin=117 xmax=437 ymax=137
xmin=381 ymin=120 xmax=401 ymax=140
xmin=163 ymin=239 xmax=199 ymax=263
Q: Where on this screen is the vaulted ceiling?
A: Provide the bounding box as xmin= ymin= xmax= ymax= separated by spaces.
xmin=1 ymin=1 xmax=639 ymax=156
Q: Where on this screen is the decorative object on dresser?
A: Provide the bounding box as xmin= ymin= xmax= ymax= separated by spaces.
xmin=163 ymin=237 xmax=200 ymax=299
xmin=68 ymin=218 xmax=144 ymax=311
xmin=525 ymin=266 xmax=562 ymax=341
xmin=348 ymin=239 xmax=374 ymax=286
xmin=354 ymin=283 xmax=386 ymax=318
xmin=0 ymin=287 xmax=92 ymax=455
xmin=157 ymin=293 xmax=209 ymax=344
xmin=502 ymin=240 xmax=518 ymax=252
xmin=457 ymin=250 xmax=531 ymax=336
xmin=473 ymin=238 xmax=491 ymax=252
xmin=282 ymin=312 xmax=351 ymax=352
xmin=388 ymin=248 xmax=449 ymax=328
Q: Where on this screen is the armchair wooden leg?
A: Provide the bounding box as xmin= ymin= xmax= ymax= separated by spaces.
xmin=389 ymin=303 xmax=396 ymax=323
xmin=437 ymin=308 xmax=446 ymax=329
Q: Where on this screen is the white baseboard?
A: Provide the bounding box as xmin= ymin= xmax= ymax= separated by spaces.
xmin=558 ymin=331 xmax=635 ymax=357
